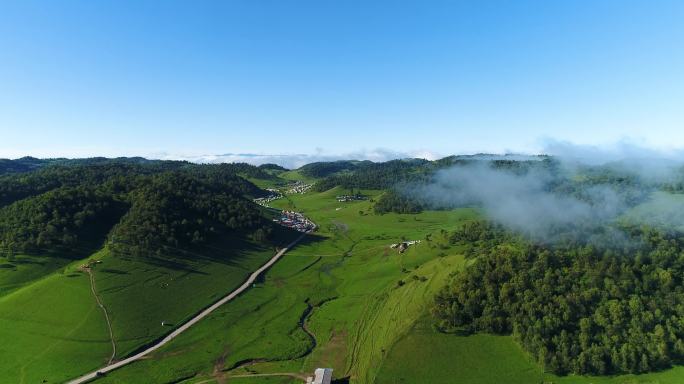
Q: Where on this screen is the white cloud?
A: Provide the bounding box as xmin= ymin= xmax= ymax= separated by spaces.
xmin=540 ymin=138 xmax=684 ymax=164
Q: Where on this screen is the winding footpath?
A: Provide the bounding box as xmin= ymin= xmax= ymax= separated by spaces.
xmin=68 ymin=230 xmax=311 ymax=384
xmin=85 ymin=267 xmax=117 ymax=365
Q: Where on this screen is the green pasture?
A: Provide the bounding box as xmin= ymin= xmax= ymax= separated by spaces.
xmin=377 ymin=316 xmax=542 ymax=384
xmin=379 ymin=316 xmax=684 ymax=384
xmin=93 ymin=234 xmax=297 ymax=358
xmin=95 ymin=187 xmax=479 ymax=383
xmin=0 ymin=231 xmax=299 ymax=382
xmin=0 ymin=253 xmax=74 ymax=297
xmin=0 ymin=264 xmax=111 ymax=383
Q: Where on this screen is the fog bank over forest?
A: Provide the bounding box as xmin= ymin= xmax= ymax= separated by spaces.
xmin=409 ymin=141 xmax=684 ymax=242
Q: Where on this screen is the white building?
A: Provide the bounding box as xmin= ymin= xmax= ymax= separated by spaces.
xmin=306 ymin=368 xmax=333 ymax=384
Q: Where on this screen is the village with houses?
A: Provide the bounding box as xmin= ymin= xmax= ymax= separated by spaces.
xmin=287 ymin=180 xmax=314 ymax=194
xmin=274 ymin=210 xmax=316 ymax=233
xmin=336 ymin=194 xmax=367 ymax=202
xmin=253 ymin=188 xmax=283 ymax=207
xmin=251 ymin=181 xmax=317 ymax=233
xmin=253 ymin=181 xmax=313 ymax=208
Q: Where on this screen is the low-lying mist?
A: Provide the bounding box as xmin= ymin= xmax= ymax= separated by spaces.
xmin=404 ymin=143 xmax=684 ymax=244
xmin=409 ymin=164 xmax=620 ymax=240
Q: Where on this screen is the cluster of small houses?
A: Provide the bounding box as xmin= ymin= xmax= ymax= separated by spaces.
xmin=390 ymin=240 xmax=421 ymax=253
xmin=253 ymin=188 xmax=283 ymax=207
xmin=336 ymin=194 xmax=367 ymax=202
xmin=274 ymin=210 xmax=316 ymax=233
xmin=288 ymin=181 xmax=313 ymax=194
xmin=253 ymin=182 xmax=312 ymax=207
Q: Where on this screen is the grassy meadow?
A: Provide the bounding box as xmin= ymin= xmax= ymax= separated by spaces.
xmin=0 ymin=228 xmax=299 ymax=383
xmin=379 ymin=316 xmax=684 ymax=384
xmin=92 ymin=188 xmax=480 ymax=383
xmin=0 ymin=253 xmax=75 ymax=297
xmin=0 ymin=259 xmax=112 ymax=383
xmin=376 ymin=316 xmax=542 ymax=384
xmin=93 ymin=234 xmax=298 ymax=358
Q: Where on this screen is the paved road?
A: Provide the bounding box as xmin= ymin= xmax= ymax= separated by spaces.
xmin=67 ymin=231 xmax=310 ymax=384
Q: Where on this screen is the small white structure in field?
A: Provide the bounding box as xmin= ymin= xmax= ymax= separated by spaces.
xmin=389 ymin=240 xmax=422 ymax=253
xmin=306 ymin=368 xmax=333 ymax=384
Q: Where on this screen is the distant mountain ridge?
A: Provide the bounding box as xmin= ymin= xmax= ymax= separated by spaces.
xmin=0 ymin=153 xmax=546 ymax=176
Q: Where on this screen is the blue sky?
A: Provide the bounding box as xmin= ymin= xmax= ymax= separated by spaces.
xmin=1 ymin=0 xmax=683 ymax=162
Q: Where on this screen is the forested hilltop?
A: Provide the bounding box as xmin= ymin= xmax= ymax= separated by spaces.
xmin=0 ymin=158 xmax=281 ymax=259
xmin=435 ymin=221 xmax=684 ymax=375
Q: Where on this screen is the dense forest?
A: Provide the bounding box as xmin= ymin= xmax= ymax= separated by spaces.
xmin=108 ymin=172 xmax=268 ymax=258
xmin=372 ymin=158 xmax=657 ymax=215
xmin=0 ymin=159 xmax=279 ymax=258
xmin=306 ymin=156 xmax=562 ymax=214
xmin=435 ymin=221 xmax=684 ymax=375
xmin=0 ymin=156 xmax=55 ymax=174
xmin=258 ymin=163 xmax=288 ymax=172
xmin=310 ymin=155 xmax=551 ymax=193
xmin=373 ymin=190 xmax=424 ymax=214
xmin=313 ymin=158 xmax=431 ymax=192
xmin=298 ymin=160 xmax=370 ymax=178
xmin=0 ymin=187 xmax=123 ymax=255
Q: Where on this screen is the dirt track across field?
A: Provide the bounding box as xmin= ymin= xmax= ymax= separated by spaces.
xmin=84 ymin=266 xmax=116 ymax=365
xmin=67 ymin=231 xmax=310 ymax=384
